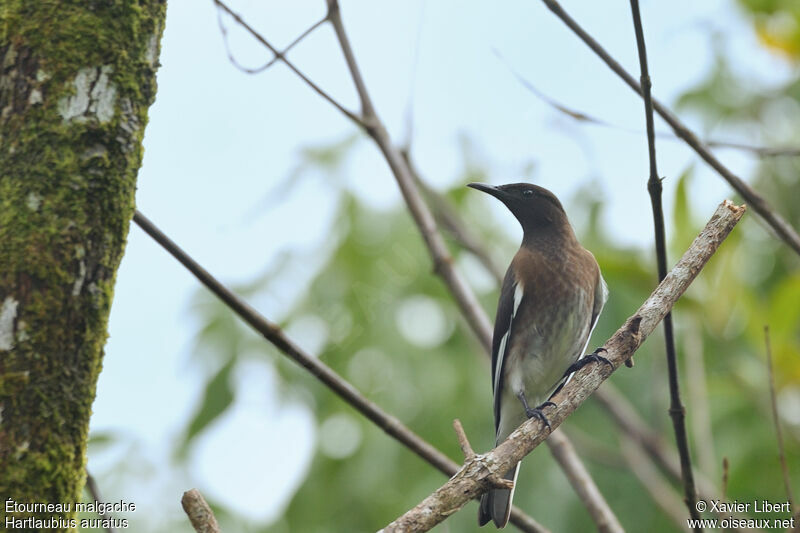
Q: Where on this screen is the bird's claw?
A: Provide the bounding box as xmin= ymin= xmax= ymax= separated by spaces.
xmin=524 ymin=402 xmax=555 ymax=430
xmin=563 ymin=347 xmax=613 ymax=377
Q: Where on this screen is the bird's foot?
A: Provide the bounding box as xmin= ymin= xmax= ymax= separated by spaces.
xmin=563 ymin=347 xmax=612 ymax=377
xmin=524 ymin=401 xmax=555 ymax=430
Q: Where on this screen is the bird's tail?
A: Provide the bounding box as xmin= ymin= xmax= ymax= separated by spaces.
xmin=478 ymin=461 xmax=520 ymax=528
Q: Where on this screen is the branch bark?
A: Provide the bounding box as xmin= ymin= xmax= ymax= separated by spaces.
xmin=380 ymin=200 xmax=746 ymax=532
xmin=538 ymin=0 xmax=800 ymax=257
xmin=181 ymin=489 xmax=221 ymax=533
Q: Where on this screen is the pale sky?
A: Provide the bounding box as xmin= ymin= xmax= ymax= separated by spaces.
xmin=89 ymin=1 xmax=791 ymax=530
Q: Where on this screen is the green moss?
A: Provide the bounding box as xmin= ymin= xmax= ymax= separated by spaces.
xmin=0 ymin=2 xmax=166 ymax=530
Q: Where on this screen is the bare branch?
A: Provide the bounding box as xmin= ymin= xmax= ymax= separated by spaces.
xmin=85 ymin=470 xmax=117 ymax=533
xmin=595 ymin=388 xmax=756 ymax=532
xmin=685 ymin=324 xmax=717 ymax=482
xmin=324 ymin=2 xmax=621 ymax=527
xmin=216 ymin=6 xmax=327 ymax=75
xmin=381 ymin=200 xmax=746 ymax=532
xmin=181 ymin=489 xmax=220 ymax=533
xmin=401 ymin=150 xmax=505 ymax=280
xmin=547 ymin=429 xmax=624 ymax=533
xmin=628 ymin=0 xmax=700 ymax=526
xmin=538 ymin=0 xmax=800 ymax=257
xmin=620 ymin=437 xmax=688 ymax=529
xmin=212 ymin=0 xmax=365 ymax=128
xmin=765 ymin=326 xmax=796 ymax=514
xmin=704 ymin=141 xmax=800 ymax=158
xmin=326 ymin=0 xmax=376 ymax=120
xmin=132 ymin=210 xmax=547 ymax=533
xmin=453 ymin=419 xmax=476 ymax=461
xmin=325 ymin=0 xmax=494 ymax=350
xmin=454 ymin=420 xmax=514 ymax=491
xmin=722 ymin=457 xmax=730 ymax=502
xmin=493 ymin=49 xmax=800 ymax=158
xmin=133 ymin=211 xmax=456 ymax=475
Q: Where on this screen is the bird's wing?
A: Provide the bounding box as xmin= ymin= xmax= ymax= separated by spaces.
xmin=574 ymin=264 xmax=608 ymax=361
xmin=550 ymin=265 xmax=608 ymax=399
xmin=492 ymin=267 xmax=522 ymax=433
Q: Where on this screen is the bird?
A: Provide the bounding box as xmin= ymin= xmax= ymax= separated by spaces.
xmin=468 ymin=182 xmax=608 ymax=528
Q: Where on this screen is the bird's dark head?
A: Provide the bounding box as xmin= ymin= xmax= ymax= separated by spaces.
xmin=467 ymin=182 xmax=570 ymax=239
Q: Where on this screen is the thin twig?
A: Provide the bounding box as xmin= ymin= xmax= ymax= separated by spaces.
xmin=400 ymin=1 xmax=427 ymax=149
xmin=381 ymin=200 xmax=746 ymax=532
xmin=323 ymin=1 xmax=620 ymax=528
xmin=133 ymin=211 xmax=454 ymax=476
xmin=454 ymin=420 xmax=514 ymax=491
xmin=453 ymin=419 xmax=476 ymax=461
xmin=216 ymin=8 xmax=327 ymax=75
xmin=620 ymin=437 xmax=687 ymax=529
xmin=595 ymin=387 xmax=756 ymax=532
xmin=685 ymin=323 xmax=717 ymax=481
xmin=325 ymin=0 xmax=494 ymax=351
xmin=705 ymin=141 xmax=800 ymax=158
xmin=765 ymin=326 xmax=796 ymax=512
xmin=132 ymin=210 xmax=548 ymax=533
xmin=538 ymin=0 xmax=800 ymax=257
xmin=628 ymin=0 xmax=700 ymax=526
xmin=85 ymin=470 xmax=117 ymax=533
xmin=722 ymin=457 xmax=729 ymax=502
xmin=325 ymin=0 xmax=376 ymax=120
xmin=493 ymin=49 xmax=800 ymax=158
xmin=212 ymin=0 xmax=366 ymax=128
xmin=181 ymin=489 xmax=220 ymax=533
xmin=401 ymin=150 xmax=505 ymax=280
xmin=547 ymin=429 xmax=624 ymax=533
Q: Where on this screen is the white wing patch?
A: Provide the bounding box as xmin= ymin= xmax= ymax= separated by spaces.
xmin=513 ymin=283 xmax=524 ymax=315
xmin=494 ymin=283 xmax=524 ymax=396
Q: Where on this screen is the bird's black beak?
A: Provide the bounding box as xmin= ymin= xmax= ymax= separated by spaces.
xmin=467 ymin=182 xmax=506 ymax=202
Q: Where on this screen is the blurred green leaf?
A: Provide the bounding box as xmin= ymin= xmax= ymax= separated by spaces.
xmin=177 ymin=358 xmax=236 ymax=458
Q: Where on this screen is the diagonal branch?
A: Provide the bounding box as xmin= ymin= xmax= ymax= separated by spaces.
xmin=381 ymin=200 xmax=746 ymax=532
xmin=324 ymin=0 xmax=494 ymax=351
xmin=628 ymin=0 xmax=700 ymax=526
xmin=131 ymin=210 xmax=548 ymax=533
xmin=401 ymin=150 xmax=505 ymax=281
xmin=324 ymin=1 xmax=620 ymax=528
xmin=538 ymin=0 xmax=800 ymax=257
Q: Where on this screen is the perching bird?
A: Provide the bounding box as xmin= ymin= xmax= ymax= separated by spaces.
xmin=468 ymin=183 xmax=608 ymax=528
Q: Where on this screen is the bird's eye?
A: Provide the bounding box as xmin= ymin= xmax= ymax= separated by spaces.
xmin=522 ymin=189 xmax=534 ymax=197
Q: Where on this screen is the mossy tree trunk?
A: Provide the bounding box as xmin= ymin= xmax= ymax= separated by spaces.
xmin=0 ymin=2 xmax=166 ymax=530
